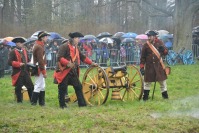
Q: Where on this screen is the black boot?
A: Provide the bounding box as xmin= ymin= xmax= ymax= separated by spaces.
xmin=15 ymin=87 xmax=22 ymax=103
xmin=65 ymin=87 xmax=70 ymax=103
xmin=27 ymin=87 xmax=33 ymax=102
xmin=58 ymin=87 xmax=67 ymax=109
xmin=39 ymin=91 xmax=45 ymax=106
xmin=31 ymin=92 xmax=39 ymax=105
xmin=162 ymin=91 xmax=168 ymax=99
xmin=74 ymin=85 xmax=87 ymax=107
xmin=143 ymin=90 xmax=150 ymax=101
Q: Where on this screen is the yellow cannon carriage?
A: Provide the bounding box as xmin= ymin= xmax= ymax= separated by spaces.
xmin=68 ymin=65 xmax=144 ymax=106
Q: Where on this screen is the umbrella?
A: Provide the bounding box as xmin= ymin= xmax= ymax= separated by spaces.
xmin=193 ymin=26 xmax=199 ymax=30
xmin=167 ymin=34 xmax=173 ymax=38
xmin=97 ymin=32 xmax=112 ymax=39
xmin=158 ymin=34 xmax=173 ymax=43
xmin=122 ymin=38 xmax=135 ymax=43
xmin=31 ymin=31 xmax=41 ymax=39
xmin=136 ymin=34 xmax=148 ymax=40
xmin=122 ymin=32 xmax=137 ymax=38
xmin=113 ymin=32 xmax=125 ymax=38
xmin=3 ymin=37 xmax=14 ymax=42
xmin=192 ymin=26 xmax=199 ymax=34
xmin=6 ymin=41 xmax=16 ymax=47
xmin=99 ymin=37 xmax=113 ymax=44
xmin=83 ymin=34 xmax=96 ymax=40
xmin=48 ymin=32 xmax=62 ymax=40
xmin=157 ymin=30 xmax=169 ymax=36
xmin=24 ymin=37 xmax=37 ymax=45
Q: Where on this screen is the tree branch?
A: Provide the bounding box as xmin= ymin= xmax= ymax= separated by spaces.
xmin=142 ymin=0 xmax=173 ymax=17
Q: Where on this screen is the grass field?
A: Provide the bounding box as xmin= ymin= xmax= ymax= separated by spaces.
xmin=0 ymin=62 xmax=199 ymax=133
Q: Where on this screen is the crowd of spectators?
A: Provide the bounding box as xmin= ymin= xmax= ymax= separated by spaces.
xmin=1 ymin=31 xmax=199 ymax=78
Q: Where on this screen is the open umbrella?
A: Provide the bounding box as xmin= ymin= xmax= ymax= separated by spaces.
xmin=122 ymin=32 xmax=137 ymax=38
xmin=24 ymin=37 xmax=37 ymax=45
xmin=157 ymin=30 xmax=169 ymax=36
xmin=3 ymin=37 xmax=14 ymax=42
xmin=48 ymin=32 xmax=62 ymax=40
xmin=122 ymin=38 xmax=135 ymax=43
xmin=31 ymin=31 xmax=41 ymax=39
xmin=97 ymin=32 xmax=112 ymax=39
xmin=83 ymin=34 xmax=96 ymax=40
xmin=136 ymin=34 xmax=148 ymax=40
xmin=193 ymin=26 xmax=199 ymax=30
xmin=158 ymin=34 xmax=173 ymax=43
xmin=6 ymin=41 xmax=16 ymax=47
xmin=113 ymin=32 xmax=125 ymax=38
xmin=99 ymin=37 xmax=113 ymax=44
xmin=192 ymin=26 xmax=199 ymax=34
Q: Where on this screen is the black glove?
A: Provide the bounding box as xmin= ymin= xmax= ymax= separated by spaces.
xmin=140 ymin=68 xmax=145 ymax=76
xmin=158 ymin=46 xmax=165 ymax=53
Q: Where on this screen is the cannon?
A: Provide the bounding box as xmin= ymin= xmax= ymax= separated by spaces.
xmin=166 ymin=47 xmax=195 ymax=65
xmin=68 ymin=65 xmax=144 ymax=106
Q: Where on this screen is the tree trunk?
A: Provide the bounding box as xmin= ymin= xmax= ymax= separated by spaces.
xmin=173 ymin=0 xmax=199 ymax=50
xmin=10 ymin=0 xmax=15 ymax=24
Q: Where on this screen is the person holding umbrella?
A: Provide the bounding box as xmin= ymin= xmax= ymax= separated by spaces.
xmin=140 ymin=30 xmax=169 ymax=101
xmin=8 ymin=37 xmax=34 ymax=103
xmin=54 ymin=32 xmax=97 ymax=109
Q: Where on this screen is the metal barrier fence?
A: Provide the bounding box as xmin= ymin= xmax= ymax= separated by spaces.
xmin=26 ymin=47 xmax=141 ymax=69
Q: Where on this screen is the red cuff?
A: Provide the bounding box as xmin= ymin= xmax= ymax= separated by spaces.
xmin=84 ymin=57 xmax=92 ymax=65
xmin=140 ymin=64 xmax=144 ymax=69
xmin=41 ymin=70 xmax=46 ymax=75
xmin=60 ymin=57 xmax=69 ymax=66
xmin=12 ymin=61 xmax=21 ymax=68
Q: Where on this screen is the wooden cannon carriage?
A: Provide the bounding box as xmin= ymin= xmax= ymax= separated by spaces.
xmin=68 ymin=65 xmax=144 ymax=106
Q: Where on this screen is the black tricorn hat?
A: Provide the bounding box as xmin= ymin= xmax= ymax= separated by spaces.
xmin=12 ymin=37 xmax=27 ymax=43
xmin=146 ymin=30 xmax=158 ymax=36
xmin=38 ymin=31 xmax=50 ymax=39
xmin=68 ymin=32 xmax=84 ymax=38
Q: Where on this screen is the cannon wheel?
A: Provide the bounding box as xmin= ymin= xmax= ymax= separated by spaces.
xmin=119 ymin=65 xmax=143 ymax=101
xmin=182 ymin=50 xmax=194 ymax=65
xmin=82 ymin=66 xmax=110 ymax=106
xmin=166 ymin=50 xmax=178 ymax=66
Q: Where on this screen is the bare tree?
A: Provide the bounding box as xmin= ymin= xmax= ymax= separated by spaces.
xmin=173 ymin=0 xmax=199 ymax=50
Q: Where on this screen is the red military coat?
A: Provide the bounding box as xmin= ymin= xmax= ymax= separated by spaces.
xmin=140 ymin=39 xmax=168 ymax=82
xmin=54 ymin=43 xmax=92 ymax=84
xmin=8 ymin=48 xmax=29 ymax=86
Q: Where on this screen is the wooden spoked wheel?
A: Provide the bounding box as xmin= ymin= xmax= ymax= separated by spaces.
xmin=82 ymin=66 xmax=110 ymax=106
xmin=119 ymin=65 xmax=143 ymax=101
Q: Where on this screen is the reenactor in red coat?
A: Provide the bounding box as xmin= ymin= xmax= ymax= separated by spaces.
xmin=8 ymin=37 xmax=34 ymax=103
xmin=140 ymin=30 xmax=169 ymax=101
xmin=54 ymin=32 xmax=97 ymax=109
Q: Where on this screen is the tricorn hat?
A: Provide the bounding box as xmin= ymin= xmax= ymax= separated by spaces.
xmin=38 ymin=31 xmax=50 ymax=39
xmin=12 ymin=37 xmax=27 ymax=43
xmin=68 ymin=32 xmax=84 ymax=38
xmin=146 ymin=30 xmax=158 ymax=36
